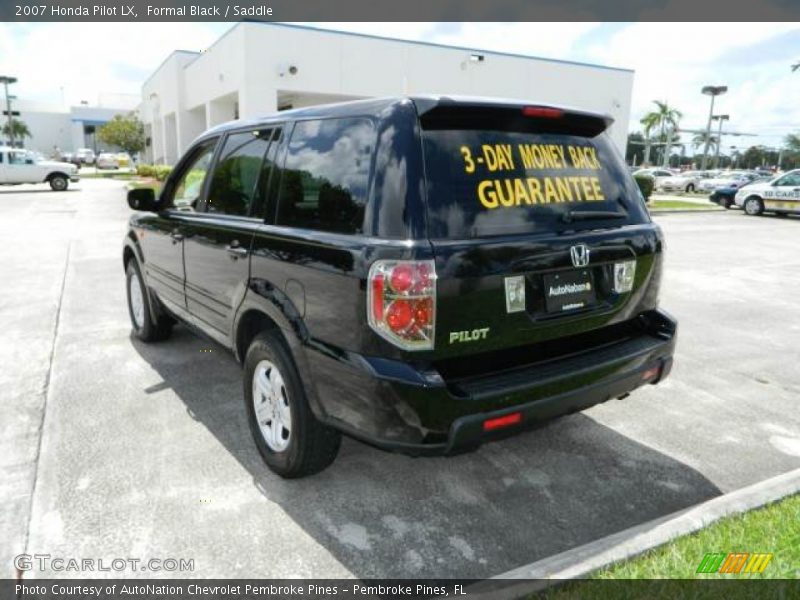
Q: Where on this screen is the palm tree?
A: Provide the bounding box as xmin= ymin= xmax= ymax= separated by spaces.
xmin=640 ymin=101 xmax=682 ymax=167
xmin=640 ymin=112 xmax=660 ymax=166
xmin=650 ymin=101 xmax=682 ymax=167
xmin=692 ymin=132 xmax=718 ymax=157
xmin=1 ymin=119 xmax=32 ymax=145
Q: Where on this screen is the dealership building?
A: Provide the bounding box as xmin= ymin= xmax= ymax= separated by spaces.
xmin=141 ymin=23 xmax=633 ymax=165
xmin=4 ymin=94 xmax=139 ymax=156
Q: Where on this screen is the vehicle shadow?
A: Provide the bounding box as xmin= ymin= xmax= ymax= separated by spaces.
xmin=132 ymin=328 xmax=721 ymax=579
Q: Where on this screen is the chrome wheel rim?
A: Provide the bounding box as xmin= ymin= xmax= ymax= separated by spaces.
xmin=53 ymin=177 xmax=66 ymax=190
xmin=129 ymin=272 xmax=145 ymax=328
xmin=252 ymin=359 xmax=292 ymax=452
xmin=745 ymin=199 xmax=759 ymax=215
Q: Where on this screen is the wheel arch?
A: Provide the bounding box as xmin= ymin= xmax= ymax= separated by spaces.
xmin=45 ymin=171 xmax=70 ymax=182
xmin=233 ymin=286 xmax=324 ymax=419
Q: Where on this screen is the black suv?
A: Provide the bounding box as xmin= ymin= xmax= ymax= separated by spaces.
xmin=123 ymin=96 xmax=677 ymax=478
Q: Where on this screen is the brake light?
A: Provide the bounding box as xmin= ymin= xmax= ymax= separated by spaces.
xmin=522 ymin=106 xmax=563 ymax=119
xmin=483 ymin=412 xmax=522 ymax=431
xmin=368 ymin=260 xmax=436 ymax=350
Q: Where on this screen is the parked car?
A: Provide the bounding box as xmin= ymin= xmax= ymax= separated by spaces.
xmin=96 ymin=152 xmax=120 ymax=169
xmin=116 ymin=152 xmax=133 ymax=168
xmin=709 ymin=177 xmax=769 ymax=208
xmin=633 ymin=168 xmax=674 ymax=190
xmin=735 ymin=169 xmax=800 ymax=216
xmin=123 ymin=96 xmax=677 ymax=477
xmin=658 ymin=170 xmax=710 ymax=193
xmin=697 ymin=171 xmax=757 ymax=193
xmin=75 ymin=148 xmax=96 ymax=165
xmin=0 ymin=146 xmax=79 ymax=190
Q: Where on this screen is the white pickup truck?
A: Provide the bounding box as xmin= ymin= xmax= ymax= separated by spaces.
xmin=0 ymin=147 xmax=80 ymax=191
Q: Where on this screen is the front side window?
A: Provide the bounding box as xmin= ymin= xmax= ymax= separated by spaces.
xmin=206 ymin=129 xmax=274 ymax=217
xmin=275 ymin=118 xmax=375 ymax=234
xmin=8 ymin=151 xmax=27 ymax=165
xmin=167 ymin=141 xmax=216 ymax=211
xmin=776 ymin=173 xmax=800 ymax=187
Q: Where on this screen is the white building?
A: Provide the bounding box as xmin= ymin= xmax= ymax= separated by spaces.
xmin=141 ymin=23 xmax=634 ymax=165
xmin=4 ymin=93 xmax=139 ymax=156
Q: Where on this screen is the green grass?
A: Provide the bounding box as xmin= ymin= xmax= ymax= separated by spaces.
xmin=536 ymin=495 xmax=799 ymax=599
xmin=595 ymin=493 xmax=799 ymax=579
xmin=80 ymin=171 xmax=136 ymax=180
xmin=648 ymin=199 xmax=719 ymax=211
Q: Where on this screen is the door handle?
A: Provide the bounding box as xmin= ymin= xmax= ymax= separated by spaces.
xmin=226 ymin=242 xmax=248 ymax=259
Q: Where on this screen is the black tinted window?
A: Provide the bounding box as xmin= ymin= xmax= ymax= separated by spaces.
xmin=206 ymin=129 xmax=273 ymax=217
xmin=254 ymin=127 xmax=283 ymax=220
xmin=422 ymin=130 xmax=649 ymax=238
xmin=275 ymin=118 xmax=374 ymax=234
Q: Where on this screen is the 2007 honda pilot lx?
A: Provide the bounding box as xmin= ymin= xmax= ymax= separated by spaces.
xmin=124 ymin=96 xmax=677 ymax=478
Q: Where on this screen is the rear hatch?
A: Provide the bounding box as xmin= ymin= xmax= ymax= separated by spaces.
xmin=416 ymin=100 xmax=662 ymax=372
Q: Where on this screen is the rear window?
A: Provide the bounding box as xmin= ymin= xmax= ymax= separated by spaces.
xmin=422 ymin=129 xmax=649 ymax=238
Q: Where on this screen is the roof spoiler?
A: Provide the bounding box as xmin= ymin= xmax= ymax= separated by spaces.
xmin=413 ymin=96 xmax=613 ymax=137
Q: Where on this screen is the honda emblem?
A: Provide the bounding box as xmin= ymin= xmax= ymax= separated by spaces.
xmin=570 ymin=244 xmax=590 ymax=268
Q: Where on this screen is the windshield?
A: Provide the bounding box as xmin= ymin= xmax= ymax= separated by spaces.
xmin=421 ymin=129 xmax=650 ymax=238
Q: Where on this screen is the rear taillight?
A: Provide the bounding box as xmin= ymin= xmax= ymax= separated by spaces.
xmin=367 ymin=260 xmax=436 ymax=350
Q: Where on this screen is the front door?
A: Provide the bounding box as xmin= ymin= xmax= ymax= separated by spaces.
xmin=764 ymin=172 xmax=800 ymax=212
xmin=183 ymin=126 xmax=280 ymax=339
xmin=6 ymin=150 xmax=40 ymax=183
xmin=137 ymin=139 xmax=218 ymax=314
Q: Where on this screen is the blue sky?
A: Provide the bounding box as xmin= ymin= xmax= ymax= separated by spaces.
xmin=1 ymin=22 xmax=798 ymax=151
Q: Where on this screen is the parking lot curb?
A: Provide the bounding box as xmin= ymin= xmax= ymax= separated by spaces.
xmin=490 ymin=468 xmax=800 ymax=585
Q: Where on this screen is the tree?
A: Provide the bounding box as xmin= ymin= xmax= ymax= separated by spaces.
xmin=97 ymin=113 xmax=145 ymax=155
xmin=625 ymin=132 xmax=645 ymax=165
xmin=2 ymin=119 xmax=32 ymax=142
xmin=640 ymin=111 xmax=660 ymax=166
xmin=692 ymin=132 xmax=718 ymax=156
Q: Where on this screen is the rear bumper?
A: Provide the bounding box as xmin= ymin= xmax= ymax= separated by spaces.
xmin=304 ymin=309 xmax=677 ymax=456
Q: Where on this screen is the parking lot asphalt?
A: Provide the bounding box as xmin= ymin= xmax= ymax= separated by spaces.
xmin=3 ymin=179 xmax=800 ymax=579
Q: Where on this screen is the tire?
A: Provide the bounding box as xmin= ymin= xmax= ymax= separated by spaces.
xmin=685 ymin=184 xmax=695 ymax=193
xmin=743 ymin=196 xmax=764 ymax=216
xmin=49 ymin=175 xmax=68 ymax=191
xmin=125 ymin=261 xmax=173 ymax=342
xmin=722 ymin=197 xmax=733 ymax=209
xmin=244 ymin=330 xmax=341 ymax=478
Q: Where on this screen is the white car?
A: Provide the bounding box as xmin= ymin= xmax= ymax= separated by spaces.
xmin=633 ymin=168 xmax=675 ymax=189
xmin=96 ymin=152 xmax=120 ymax=169
xmin=75 ymin=148 xmax=96 ymax=165
xmin=0 ymin=147 xmax=80 ymax=191
xmin=659 ymin=170 xmax=710 ymax=193
xmin=697 ymin=172 xmax=755 ymax=193
xmin=735 ymin=169 xmax=800 ymax=216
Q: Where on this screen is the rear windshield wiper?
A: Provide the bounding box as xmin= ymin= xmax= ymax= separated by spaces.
xmin=562 ymin=210 xmax=627 ymax=223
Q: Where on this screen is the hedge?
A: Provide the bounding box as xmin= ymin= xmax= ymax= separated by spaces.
xmin=634 ymin=172 xmax=655 ymax=202
xmin=136 ymin=164 xmax=173 ymax=181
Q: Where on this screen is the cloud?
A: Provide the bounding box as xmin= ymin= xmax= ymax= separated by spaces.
xmin=0 ymin=22 xmax=227 ymax=107
xmin=586 ymin=23 xmax=800 ymax=147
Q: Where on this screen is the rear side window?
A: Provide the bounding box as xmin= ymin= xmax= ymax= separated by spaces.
xmin=206 ymin=129 xmax=274 ymax=217
xmin=422 ymin=129 xmax=649 ymax=238
xmin=275 ymin=118 xmax=375 ymax=234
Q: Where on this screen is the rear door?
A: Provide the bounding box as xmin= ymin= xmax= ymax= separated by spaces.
xmin=418 ymin=104 xmax=657 ymax=359
xmin=182 ymin=126 xmax=280 ymax=340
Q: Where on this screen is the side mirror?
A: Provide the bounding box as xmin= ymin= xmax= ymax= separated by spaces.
xmin=127 ymin=188 xmax=158 ymax=212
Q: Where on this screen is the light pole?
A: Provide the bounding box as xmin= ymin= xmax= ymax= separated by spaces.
xmin=700 ymin=85 xmax=727 ymax=170
xmin=0 ymin=75 xmax=18 ymax=147
xmin=711 ymin=114 xmax=730 ymax=169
